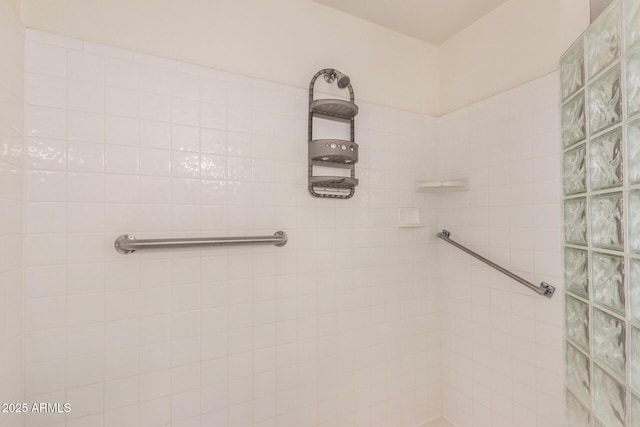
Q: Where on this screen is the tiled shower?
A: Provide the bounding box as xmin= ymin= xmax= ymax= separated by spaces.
xmin=16 ymin=28 xmax=443 ymax=427
xmin=0 ymin=0 xmax=638 ymax=427
xmin=562 ymin=0 xmax=640 ymax=426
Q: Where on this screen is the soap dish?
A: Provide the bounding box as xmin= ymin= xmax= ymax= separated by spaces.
xmin=397 ymin=207 xmax=424 ymax=228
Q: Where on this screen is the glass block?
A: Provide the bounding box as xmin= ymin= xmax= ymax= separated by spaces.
xmin=564 ymin=143 xmax=587 ymax=195
xmin=632 ymin=326 xmax=640 ymax=393
xmin=630 ymin=190 xmax=640 ymax=253
xmin=587 ymin=2 xmax=620 ymax=78
xmin=566 ymin=247 xmax=589 ymax=298
xmin=589 ymin=128 xmax=623 ymax=190
xmin=629 ymin=119 xmax=640 ymax=184
xmin=567 ymin=342 xmax=591 ymax=403
xmin=563 ymin=92 xmax=586 ymax=147
xmin=567 ymin=295 xmax=590 ymax=352
xmin=627 ymin=49 xmax=640 ymax=117
xmin=565 ymin=197 xmax=588 ymax=245
xmin=567 ymin=389 xmax=591 ymax=427
xmin=588 ymin=64 xmax=622 ymax=135
xmin=592 ymin=252 xmax=625 ymax=315
xmin=623 ymin=0 xmax=640 ymax=49
xmin=591 ymin=192 xmax=624 ymax=251
xmin=631 ymin=393 xmax=640 ymax=427
xmin=592 ymin=308 xmax=626 ymax=377
xmin=631 ymin=258 xmax=640 ymax=322
xmin=561 ymin=38 xmax=585 ymax=101
xmin=593 ymin=363 xmax=626 ymax=427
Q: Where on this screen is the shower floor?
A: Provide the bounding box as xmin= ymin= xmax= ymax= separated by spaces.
xmin=424 ymin=418 xmax=455 ymax=427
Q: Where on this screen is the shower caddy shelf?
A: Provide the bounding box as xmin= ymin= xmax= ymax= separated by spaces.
xmin=308 ymin=69 xmax=359 ymax=198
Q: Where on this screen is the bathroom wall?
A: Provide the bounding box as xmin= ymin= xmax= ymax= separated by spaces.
xmin=435 ymin=72 xmax=564 ymax=426
xmin=22 ymin=29 xmax=442 ymax=427
xmin=439 ymin=0 xmax=589 ymax=114
xmin=18 ymin=0 xmax=595 ymax=118
xmin=19 ymin=0 xmax=440 ymax=116
xmin=0 ymin=0 xmax=25 ymax=425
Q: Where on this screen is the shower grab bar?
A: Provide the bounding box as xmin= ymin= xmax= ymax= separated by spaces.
xmin=114 ymin=231 xmax=287 ymax=255
xmin=437 ymin=229 xmax=555 ymax=299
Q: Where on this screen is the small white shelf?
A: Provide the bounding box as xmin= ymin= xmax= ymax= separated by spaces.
xmin=397 ymin=207 xmax=424 ymax=228
xmin=415 ymin=178 xmax=468 ymax=192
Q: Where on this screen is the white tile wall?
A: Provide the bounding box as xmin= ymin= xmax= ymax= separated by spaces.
xmin=22 ymin=30 xmax=442 ymax=427
xmin=435 ymin=73 xmax=564 ymax=427
xmin=0 ymin=1 xmax=24 ymax=426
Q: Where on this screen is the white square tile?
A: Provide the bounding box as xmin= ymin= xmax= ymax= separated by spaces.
xmin=68 ymin=111 xmax=104 ymax=142
xmin=25 ymin=328 xmax=66 ymax=364
xmin=67 ymin=293 xmax=105 ymax=325
xmin=25 ymin=202 xmax=66 ymax=233
xmin=139 ymin=397 xmax=171 ymax=426
xmin=25 ymin=170 xmax=67 ymax=202
xmin=68 ymin=80 xmax=105 ymax=113
xmin=25 ymin=105 xmax=66 ymax=139
xmin=171 ymin=178 xmax=200 ymax=204
xmin=68 ymin=172 xmax=105 ymax=202
xmin=106 ymin=116 xmax=139 ymax=146
xmin=172 ymin=71 xmax=200 ymax=100
xmin=172 ymin=337 xmax=200 ymax=367
xmin=24 ymin=296 xmax=66 ymax=331
xmin=140 ymin=120 xmax=171 ymax=149
xmin=140 ymin=65 xmax=171 ymax=95
xmin=106 ymin=86 xmax=139 ymax=117
xmin=67 ymin=323 xmax=104 ymax=356
xmin=138 ymin=204 xmax=171 ymax=232
xmin=201 ymin=128 xmax=226 ymax=154
xmin=68 ymin=50 xmax=105 ymax=84
xmin=172 ymin=98 xmax=200 ymax=126
xmin=138 ymin=148 xmax=170 ymax=176
xmin=25 ymin=137 xmax=66 ymax=171
xmin=25 ymin=359 xmax=66 ymax=396
xmin=139 ymin=342 xmax=171 ymax=372
xmin=66 ymin=353 xmax=104 ymax=388
xmin=67 ymin=233 xmax=105 ymax=263
xmin=106 ymin=58 xmax=139 ymax=89
xmin=105 ymin=145 xmax=138 ymax=174
xmin=139 ymin=176 xmax=171 ymax=203
xmin=201 ymin=78 xmax=226 ymax=104
xmin=26 ymin=41 xmax=66 ymax=77
xmin=140 ymin=92 xmax=170 ymax=122
xmin=25 ymin=265 xmax=67 ymax=298
xmin=201 ymin=103 xmax=226 ymax=130
xmin=105 ymin=320 xmax=138 ymax=352
xmin=105 ymin=405 xmax=138 ymax=427
xmin=140 ymin=370 xmax=171 ymax=402
xmin=66 ymin=384 xmax=104 ymax=419
xmin=171 ymin=151 xmax=200 ymax=177
xmin=26 ymin=73 xmax=67 ymax=108
xmin=171 ymin=124 xmax=200 ymax=152
xmin=67 ymin=263 xmax=105 ymax=295
xmin=105 ymin=174 xmax=138 ymax=203
xmin=67 ymin=141 xmax=105 ymax=172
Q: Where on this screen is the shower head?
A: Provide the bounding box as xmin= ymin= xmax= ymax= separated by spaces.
xmin=324 ymin=69 xmax=351 ymax=89
xmin=334 ymin=70 xmax=350 ymax=89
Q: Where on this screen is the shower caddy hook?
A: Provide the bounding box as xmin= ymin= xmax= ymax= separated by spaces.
xmin=308 ymin=68 xmax=359 ymax=198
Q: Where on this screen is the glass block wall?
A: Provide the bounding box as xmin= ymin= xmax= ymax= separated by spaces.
xmin=561 ymin=1 xmax=640 ymax=426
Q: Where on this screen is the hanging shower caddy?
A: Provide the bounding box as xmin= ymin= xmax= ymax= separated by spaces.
xmin=308 ymin=68 xmax=359 ymax=199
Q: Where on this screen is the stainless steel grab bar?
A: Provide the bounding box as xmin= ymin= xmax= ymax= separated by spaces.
xmin=114 ymin=231 xmax=288 ymax=254
xmin=437 ymin=229 xmax=555 ymax=299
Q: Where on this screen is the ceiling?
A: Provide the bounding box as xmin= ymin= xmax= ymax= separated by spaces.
xmin=312 ymin=0 xmax=511 ymax=45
